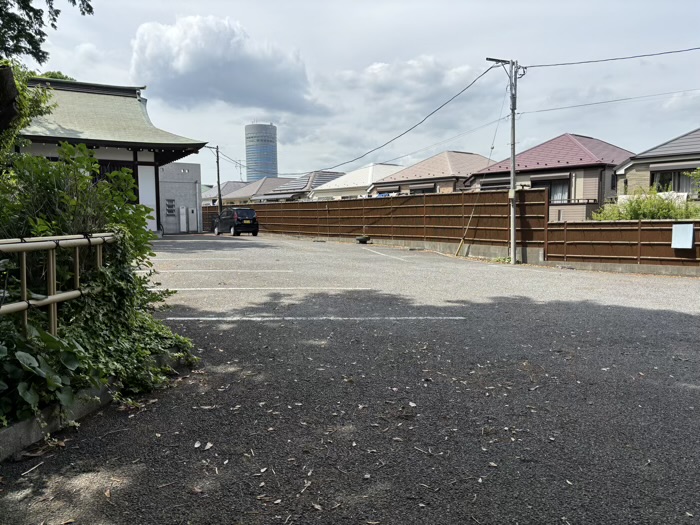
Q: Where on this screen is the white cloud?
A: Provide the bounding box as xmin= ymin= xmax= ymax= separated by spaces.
xmin=130 ymin=16 xmax=326 ymax=114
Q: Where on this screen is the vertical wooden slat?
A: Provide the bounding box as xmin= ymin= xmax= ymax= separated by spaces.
xmin=544 ymin=188 xmax=550 ymax=261
xmin=564 ymin=222 xmax=568 ymax=262
xmin=637 ymin=220 xmax=642 ymax=265
xmin=423 ymin=194 xmax=427 ymax=241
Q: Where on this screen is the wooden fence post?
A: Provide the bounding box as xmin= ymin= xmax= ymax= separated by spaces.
xmin=563 ymin=222 xmax=568 ymax=262
xmin=423 ymin=194 xmax=427 ymax=241
xmin=637 ymin=220 xmax=642 ymax=265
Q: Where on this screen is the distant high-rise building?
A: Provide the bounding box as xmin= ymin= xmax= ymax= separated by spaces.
xmin=245 ymin=123 xmax=278 ymax=181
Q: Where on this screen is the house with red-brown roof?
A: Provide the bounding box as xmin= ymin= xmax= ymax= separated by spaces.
xmin=369 ymin=151 xmax=493 ymax=196
xmin=473 ymin=133 xmax=634 ymax=221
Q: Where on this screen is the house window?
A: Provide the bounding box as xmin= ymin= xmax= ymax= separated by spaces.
xmin=611 ymin=173 xmax=617 ymax=191
xmin=532 ymin=179 xmax=570 ymax=203
xmin=165 ymin=199 xmax=176 ymax=216
xmin=651 ymin=171 xmax=693 ymax=193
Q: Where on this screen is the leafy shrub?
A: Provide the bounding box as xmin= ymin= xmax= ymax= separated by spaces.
xmin=593 ymin=186 xmax=700 ymax=221
xmin=0 ymin=144 xmax=195 ymax=426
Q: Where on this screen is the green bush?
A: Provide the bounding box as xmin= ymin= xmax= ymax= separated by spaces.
xmin=0 ymin=144 xmax=195 ymax=427
xmin=593 ymin=186 xmax=700 ymax=221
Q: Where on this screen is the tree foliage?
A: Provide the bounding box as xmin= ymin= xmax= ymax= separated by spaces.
xmin=39 ymin=70 xmax=75 ymax=81
xmin=0 ymin=59 xmax=53 ymax=165
xmin=0 ymin=144 xmax=195 ymax=427
xmin=0 ymin=0 xmax=93 ymax=64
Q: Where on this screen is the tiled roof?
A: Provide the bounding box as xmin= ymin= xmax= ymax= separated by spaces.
xmin=478 ymin=134 xmax=634 ymax=174
xmin=22 ymin=79 xmax=205 ymax=148
xmin=374 ymin=151 xmax=492 ymax=185
xmin=221 ymin=177 xmax=294 ymax=199
xmin=268 ymin=171 xmax=345 ymax=194
xmin=202 ymin=181 xmax=248 ymax=199
xmin=635 ymin=127 xmax=700 ymax=158
xmin=313 ymin=163 xmax=403 ymax=192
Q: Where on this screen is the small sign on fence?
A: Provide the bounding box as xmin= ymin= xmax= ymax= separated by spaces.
xmin=671 ymin=223 xmax=695 ymax=249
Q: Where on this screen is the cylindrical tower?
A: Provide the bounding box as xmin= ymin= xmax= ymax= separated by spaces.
xmin=245 ymin=123 xmax=278 ymax=181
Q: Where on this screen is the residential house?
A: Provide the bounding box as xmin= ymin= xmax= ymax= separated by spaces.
xmin=201 ymin=181 xmax=248 ymax=206
xmin=614 ymin=127 xmax=700 ymax=197
xmin=221 ymin=177 xmax=294 ymax=205
xmin=159 ymin=162 xmax=202 ymax=234
xmin=310 ymin=163 xmax=404 ymax=200
xmin=252 ymin=171 xmax=344 ymax=202
xmin=20 ymin=78 xmax=206 ymax=232
xmin=369 ymin=151 xmax=492 ymax=196
xmin=475 ymin=133 xmax=634 ymax=221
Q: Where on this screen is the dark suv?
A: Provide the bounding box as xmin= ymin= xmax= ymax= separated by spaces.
xmin=213 ymin=208 xmax=259 ymax=236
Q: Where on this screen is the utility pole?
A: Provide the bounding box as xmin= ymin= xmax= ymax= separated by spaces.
xmin=215 ymin=145 xmax=222 ymax=215
xmin=486 ymin=57 xmax=519 ymax=265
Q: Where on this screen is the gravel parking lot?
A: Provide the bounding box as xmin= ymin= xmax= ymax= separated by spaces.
xmin=2 ymin=233 xmax=700 ymax=524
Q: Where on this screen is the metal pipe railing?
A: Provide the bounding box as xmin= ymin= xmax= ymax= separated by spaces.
xmin=0 ymin=233 xmax=116 ymax=335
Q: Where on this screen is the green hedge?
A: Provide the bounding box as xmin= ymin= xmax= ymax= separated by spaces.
xmin=0 ymin=144 xmax=196 ymax=427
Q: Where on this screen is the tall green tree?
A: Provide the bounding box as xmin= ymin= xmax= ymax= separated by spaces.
xmin=0 ymin=0 xmax=94 ymax=64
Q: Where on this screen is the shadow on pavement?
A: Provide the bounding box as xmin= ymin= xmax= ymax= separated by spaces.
xmin=1 ymin=289 xmax=699 ymax=524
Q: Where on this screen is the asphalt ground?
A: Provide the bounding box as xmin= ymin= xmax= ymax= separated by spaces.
xmin=1 ymin=233 xmax=700 ymax=525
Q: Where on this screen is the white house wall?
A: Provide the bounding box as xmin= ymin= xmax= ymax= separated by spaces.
xmin=137 ymin=165 xmax=157 ymax=231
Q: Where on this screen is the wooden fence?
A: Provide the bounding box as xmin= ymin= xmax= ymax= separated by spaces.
xmin=203 ymin=189 xmax=548 ymax=249
xmin=546 ymin=221 xmax=700 ymax=266
xmin=203 ymin=192 xmax=700 ymax=268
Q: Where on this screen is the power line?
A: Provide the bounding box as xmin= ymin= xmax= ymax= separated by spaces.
xmin=519 ymin=87 xmax=700 ymax=115
xmin=275 ymin=65 xmax=498 ymax=176
xmin=376 ymin=116 xmax=510 ymax=165
xmin=525 ymin=45 xmax=700 ymax=68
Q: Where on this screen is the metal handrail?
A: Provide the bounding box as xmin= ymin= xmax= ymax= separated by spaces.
xmin=0 ymin=233 xmax=116 ymax=335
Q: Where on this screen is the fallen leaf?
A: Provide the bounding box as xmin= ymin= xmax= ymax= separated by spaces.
xmin=204 ymin=442 xmax=213 ymax=450
xmin=489 ymin=462 xmax=498 ymax=468
xmin=566 ymin=480 xmax=573 ymax=486
xmin=274 ymin=499 xmax=282 ymax=504
xmin=409 ymin=402 xmax=417 ymax=407
xmin=260 ymin=467 xmax=268 ymax=473
xmin=312 ymin=503 xmax=323 ymax=511
xmin=194 ymin=441 xmax=201 ymax=448
xmin=104 ymin=489 xmax=111 ymax=498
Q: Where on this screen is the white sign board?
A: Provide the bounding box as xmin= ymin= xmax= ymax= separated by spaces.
xmin=671 ymin=223 xmax=695 ymax=249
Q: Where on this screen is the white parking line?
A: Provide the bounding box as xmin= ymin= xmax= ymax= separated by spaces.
xmin=362 ymin=247 xmax=410 ymax=261
xmin=167 ymin=316 xmax=467 ymax=321
xmin=152 ymin=258 xmax=243 ymax=261
xmin=139 ymin=270 xmax=293 ymax=273
xmin=151 ymin=287 xmax=374 ymax=291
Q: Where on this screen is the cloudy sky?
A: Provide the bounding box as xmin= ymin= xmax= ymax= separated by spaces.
xmin=29 ymin=0 xmax=700 ymax=185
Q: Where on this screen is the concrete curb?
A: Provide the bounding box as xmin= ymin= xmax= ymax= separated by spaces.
xmin=0 ymin=384 xmax=113 ymax=462
xmin=0 ymin=353 xmax=183 ymax=463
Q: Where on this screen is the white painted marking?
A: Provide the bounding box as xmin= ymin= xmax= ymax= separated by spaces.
xmin=139 ymin=270 xmax=293 ymax=273
xmin=167 ymin=316 xmax=467 ymax=322
xmin=152 ymin=258 xmax=243 ymax=261
xmin=151 ymin=287 xmax=374 ymax=291
xmin=362 ymin=247 xmax=410 ymax=261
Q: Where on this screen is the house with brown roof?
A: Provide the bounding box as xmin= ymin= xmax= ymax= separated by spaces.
xmin=252 ymin=171 xmax=344 ymax=202
xmin=201 ymin=180 xmax=249 ymax=206
xmin=474 ymin=133 xmax=634 ymax=221
xmin=369 ymin=151 xmax=492 ymax=196
xmin=221 ymin=177 xmax=294 ymax=205
xmin=614 ymin=127 xmax=700 ymax=197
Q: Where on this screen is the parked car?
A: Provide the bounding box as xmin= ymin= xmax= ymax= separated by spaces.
xmin=213 ymin=208 xmax=259 ymax=236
